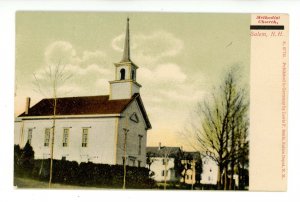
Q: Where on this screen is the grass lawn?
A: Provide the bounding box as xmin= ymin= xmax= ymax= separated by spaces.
xmin=14 ymin=177 xmax=98 ymax=189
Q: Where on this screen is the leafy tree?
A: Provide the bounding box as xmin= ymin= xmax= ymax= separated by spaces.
xmin=182 ymin=68 xmax=249 ymax=190
xmin=173 ymin=150 xmax=185 ymax=182
xmin=146 ymin=151 xmax=156 ymax=178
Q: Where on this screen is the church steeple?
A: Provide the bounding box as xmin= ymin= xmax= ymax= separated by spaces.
xmin=121 ymin=18 xmax=130 ymax=62
xmin=109 ymin=18 xmax=142 ymax=100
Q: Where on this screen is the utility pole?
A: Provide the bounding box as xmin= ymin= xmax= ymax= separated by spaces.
xmin=164 ymin=156 xmax=168 ymax=190
xmin=122 ymin=113 xmax=129 ymax=189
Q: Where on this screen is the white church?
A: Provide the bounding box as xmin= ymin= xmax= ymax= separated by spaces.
xmin=14 ymin=18 xmax=152 ymax=168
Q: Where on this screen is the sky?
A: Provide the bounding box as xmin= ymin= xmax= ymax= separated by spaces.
xmin=15 ymin=12 xmax=250 ymax=151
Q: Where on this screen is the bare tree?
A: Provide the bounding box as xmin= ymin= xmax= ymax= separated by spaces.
xmin=160 ymin=147 xmax=176 ymax=190
xmin=33 ymin=61 xmax=72 ymax=188
xmin=182 ymin=68 xmax=249 ymax=190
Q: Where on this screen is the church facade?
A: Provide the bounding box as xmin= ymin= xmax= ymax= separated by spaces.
xmin=14 ymin=19 xmax=151 ymax=167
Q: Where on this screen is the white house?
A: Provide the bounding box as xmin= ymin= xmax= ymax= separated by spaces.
xmin=200 ymin=156 xmax=218 ymax=185
xmin=14 ymin=18 xmax=151 ymax=167
xmin=146 ymin=145 xmax=181 ymax=182
xmin=146 ymin=144 xmax=201 ymax=185
xmin=200 ymin=156 xmax=241 ymax=188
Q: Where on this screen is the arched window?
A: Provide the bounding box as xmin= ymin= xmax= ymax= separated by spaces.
xmin=120 ymin=68 xmax=125 ymax=80
xmin=131 ymin=70 xmax=135 ymax=80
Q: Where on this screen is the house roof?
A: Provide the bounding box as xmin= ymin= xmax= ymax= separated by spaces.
xmin=19 ymin=93 xmax=151 ymax=129
xmin=183 ymin=151 xmax=201 ymax=160
xmin=146 ymin=146 xmax=181 ymax=158
xmin=146 ymin=147 xmax=201 ymax=160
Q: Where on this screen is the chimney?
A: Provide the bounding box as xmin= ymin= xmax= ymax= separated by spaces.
xmin=25 ymin=97 xmax=31 ymax=115
xmin=158 ymin=142 xmax=161 ymax=150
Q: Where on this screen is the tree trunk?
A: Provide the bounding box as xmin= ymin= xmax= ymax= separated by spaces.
xmin=217 ymin=164 xmax=223 ymax=190
xmin=224 ymin=165 xmax=228 ymax=190
xmin=164 ymin=159 xmax=168 ymax=190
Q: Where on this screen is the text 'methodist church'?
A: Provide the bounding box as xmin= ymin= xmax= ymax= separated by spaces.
xmin=15 ymin=18 xmax=152 ymax=168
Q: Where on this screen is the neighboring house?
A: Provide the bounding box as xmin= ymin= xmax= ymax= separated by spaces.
xmin=200 ymin=156 xmax=242 ymax=188
xmin=200 ymin=156 xmax=218 ymax=185
xmin=181 ymin=152 xmax=202 ymax=185
xmin=146 ymin=145 xmax=181 ymax=182
xmin=146 ymin=144 xmax=202 ymax=185
xmin=14 ymin=18 xmax=151 ymax=167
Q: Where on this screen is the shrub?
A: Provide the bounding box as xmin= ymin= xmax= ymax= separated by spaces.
xmin=14 ymin=143 xmax=34 ymax=178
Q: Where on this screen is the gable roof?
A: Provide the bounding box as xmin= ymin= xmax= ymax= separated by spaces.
xmin=19 ymin=95 xmax=132 ymax=117
xmin=134 ymin=94 xmax=151 ymax=129
xmin=146 ymin=146 xmax=181 ymax=158
xmin=147 ymin=147 xmax=201 ymax=160
xmin=183 ymin=151 xmax=201 ymax=160
xmin=18 ymin=93 xmax=151 ymax=129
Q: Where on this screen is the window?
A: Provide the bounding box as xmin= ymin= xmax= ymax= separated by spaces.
xmin=162 ymin=170 xmax=168 ymax=177
xmin=120 ymin=68 xmax=125 ymax=80
xmin=130 ymin=113 xmax=139 ymax=123
xmin=27 ymin=129 xmax=33 ymax=145
xmin=186 ymin=175 xmax=189 ymax=180
xmin=138 ymin=160 xmax=141 ymax=168
xmin=44 ymin=128 xmax=50 ymax=147
xmin=131 ymin=70 xmax=135 ymax=80
xmin=138 ymin=135 xmax=142 ymax=155
xmin=82 ymin=128 xmax=88 ymax=147
xmin=63 ymin=128 xmax=69 ymax=147
xmin=131 ymin=159 xmax=135 ymax=167
xmin=162 ymin=158 xmax=168 ymax=165
xmin=62 ymin=156 xmax=66 ymax=161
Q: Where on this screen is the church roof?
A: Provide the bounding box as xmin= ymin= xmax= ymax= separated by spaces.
xmin=19 ymin=95 xmax=132 ymax=117
xmin=18 ymin=93 xmax=151 ymax=129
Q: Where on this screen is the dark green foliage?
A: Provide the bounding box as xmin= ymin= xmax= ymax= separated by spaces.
xmin=173 ymin=151 xmax=185 ymax=180
xmin=195 ymin=160 xmax=203 ymax=184
xmin=14 ymin=149 xmax=155 ymax=189
xmin=14 ymin=142 xmax=35 ymax=177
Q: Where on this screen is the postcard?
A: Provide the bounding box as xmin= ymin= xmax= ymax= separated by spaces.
xmin=14 ymin=12 xmax=288 ymax=191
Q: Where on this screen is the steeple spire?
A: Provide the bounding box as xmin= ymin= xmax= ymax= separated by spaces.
xmin=122 ymin=17 xmax=130 ymax=62
xmin=109 ymin=17 xmax=141 ymax=100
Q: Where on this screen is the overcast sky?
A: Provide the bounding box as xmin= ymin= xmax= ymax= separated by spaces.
xmin=15 ymin=12 xmax=250 ymax=150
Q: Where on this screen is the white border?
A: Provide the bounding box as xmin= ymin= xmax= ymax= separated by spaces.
xmin=1 ymin=0 xmax=300 ymax=201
